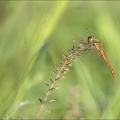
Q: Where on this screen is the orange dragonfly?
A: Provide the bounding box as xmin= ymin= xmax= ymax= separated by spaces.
xmin=78 ymin=36 xmax=116 ymax=77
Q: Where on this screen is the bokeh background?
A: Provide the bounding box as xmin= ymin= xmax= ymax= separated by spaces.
xmin=0 ymin=1 xmax=120 ymax=119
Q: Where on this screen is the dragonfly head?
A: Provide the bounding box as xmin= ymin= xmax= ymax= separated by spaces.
xmin=88 ymin=36 xmax=93 ymax=43
xmin=88 ymin=36 xmax=103 ymax=51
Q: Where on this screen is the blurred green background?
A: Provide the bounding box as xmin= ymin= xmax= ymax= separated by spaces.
xmin=0 ymin=1 xmax=120 ymax=119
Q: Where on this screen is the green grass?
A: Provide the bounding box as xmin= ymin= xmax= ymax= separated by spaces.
xmin=0 ymin=1 xmax=120 ymax=119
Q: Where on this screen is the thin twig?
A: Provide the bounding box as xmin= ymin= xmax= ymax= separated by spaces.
xmin=36 ymin=38 xmax=84 ymax=119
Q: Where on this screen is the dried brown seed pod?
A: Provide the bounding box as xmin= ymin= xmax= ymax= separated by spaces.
xmin=49 ymin=86 xmax=59 ymax=90
xmin=50 ymin=78 xmax=55 ymax=83
xmin=61 ymin=67 xmax=69 ymax=74
xmin=65 ymin=61 xmax=72 ymax=66
xmin=73 ymin=40 xmax=77 ymax=49
xmin=55 ymin=76 xmax=65 ymax=81
xmin=62 ymin=54 xmax=68 ymax=60
xmin=44 ymin=81 xmax=50 ymax=86
xmin=39 ymin=98 xmax=43 ymax=104
xmin=48 ymin=99 xmax=56 ymax=102
xmin=52 ymin=70 xmax=58 ymax=75
xmin=45 ymin=91 xmax=50 ymax=97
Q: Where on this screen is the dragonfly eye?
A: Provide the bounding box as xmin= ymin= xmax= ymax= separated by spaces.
xmin=88 ymin=36 xmax=93 ymax=43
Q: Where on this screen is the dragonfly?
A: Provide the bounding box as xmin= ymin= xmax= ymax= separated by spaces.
xmin=78 ymin=36 xmax=116 ymax=78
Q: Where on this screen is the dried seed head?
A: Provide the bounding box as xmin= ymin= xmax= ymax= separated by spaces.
xmin=61 ymin=70 xmax=67 ymax=74
xmin=74 ymin=50 xmax=78 ymax=54
xmin=39 ymin=98 xmax=43 ymax=104
xmin=55 ymin=76 xmax=62 ymax=81
xmin=56 ymin=68 xmax=60 ymax=73
xmin=44 ymin=81 xmax=50 ymax=86
xmin=65 ymin=68 xmax=69 ymax=71
xmin=75 ymin=53 xmax=80 ymax=57
xmin=45 ymin=91 xmax=51 ymax=97
xmin=55 ymin=63 xmax=59 ymax=67
xmin=60 ymin=61 xmax=64 ymax=65
xmin=68 ymin=54 xmax=73 ymax=61
xmin=49 ymin=86 xmax=59 ymax=90
xmin=67 ymin=48 xmax=72 ymax=54
xmin=71 ymin=57 xmax=77 ymax=61
xmin=62 ymin=54 xmax=68 ymax=60
xmin=61 ymin=67 xmax=69 ymax=74
xmin=73 ymin=40 xmax=77 ymax=49
xmin=55 ymin=76 xmax=65 ymax=81
xmin=52 ymin=70 xmax=58 ymax=75
xmin=65 ymin=61 xmax=72 ymax=66
xmin=71 ymin=48 xmax=75 ymax=53
xmin=50 ymin=78 xmax=55 ymax=83
xmin=48 ymin=99 xmax=56 ymax=102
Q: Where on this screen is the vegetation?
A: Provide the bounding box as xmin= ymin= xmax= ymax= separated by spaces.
xmin=0 ymin=1 xmax=120 ymax=119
